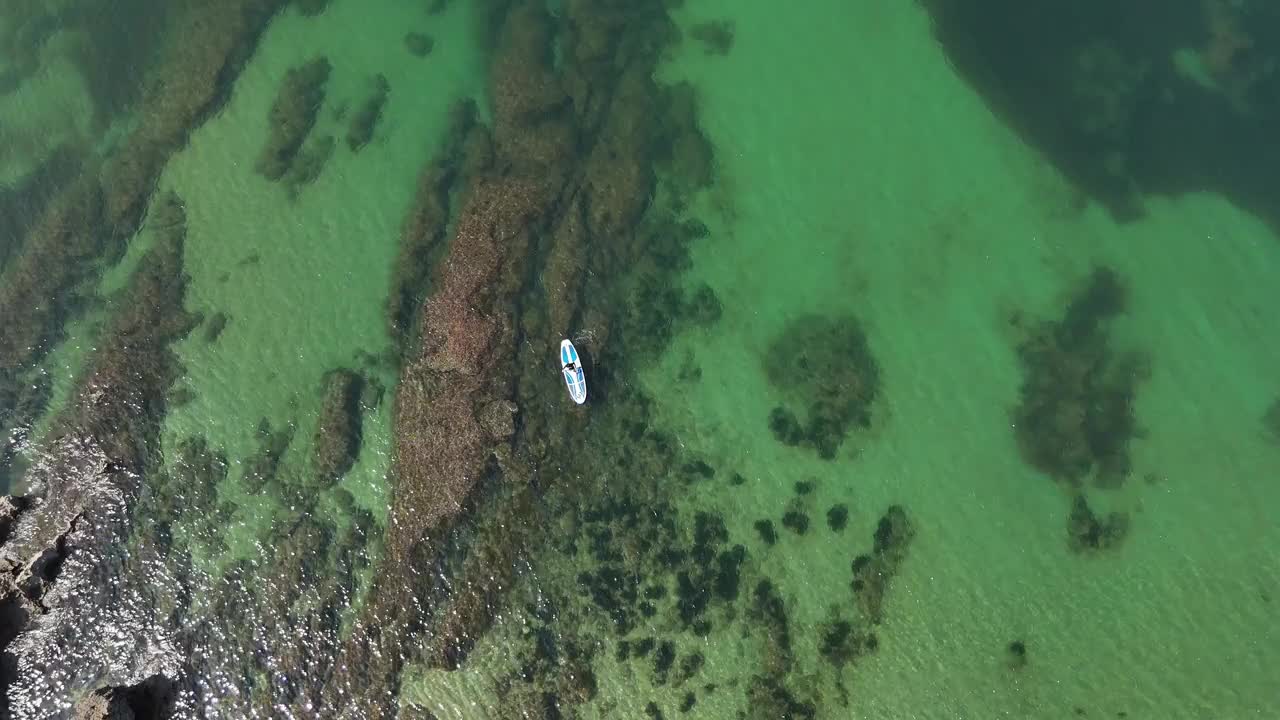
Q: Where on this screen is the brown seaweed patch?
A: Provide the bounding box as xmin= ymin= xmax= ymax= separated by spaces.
xmin=764 ymin=315 xmax=881 ymax=460
xmin=256 ymin=57 xmax=332 ymax=181
xmin=1012 ymin=266 xmax=1149 ymax=488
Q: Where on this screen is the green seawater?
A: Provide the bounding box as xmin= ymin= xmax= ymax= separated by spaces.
xmin=2 ymin=0 xmax=1278 ymax=718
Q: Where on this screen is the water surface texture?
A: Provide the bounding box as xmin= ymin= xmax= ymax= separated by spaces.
xmin=1 ymin=1 xmax=1278 ymax=719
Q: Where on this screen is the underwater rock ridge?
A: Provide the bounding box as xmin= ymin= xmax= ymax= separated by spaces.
xmin=331 ymin=0 xmax=723 ymax=715
xmin=0 ymin=0 xmax=290 ymax=487
xmin=331 ymin=2 xmax=575 ymax=706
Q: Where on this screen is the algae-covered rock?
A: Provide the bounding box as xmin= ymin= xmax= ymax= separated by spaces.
xmin=312 ymin=368 xmax=365 ymax=486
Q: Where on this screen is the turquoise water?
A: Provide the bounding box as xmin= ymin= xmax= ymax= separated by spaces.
xmin=1 ymin=1 xmax=1278 ymax=718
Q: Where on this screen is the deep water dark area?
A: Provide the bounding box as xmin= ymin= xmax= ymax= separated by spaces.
xmin=921 ymin=0 xmax=1280 ymax=236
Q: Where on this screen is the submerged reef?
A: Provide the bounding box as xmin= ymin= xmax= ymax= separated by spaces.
xmin=764 ymin=314 xmax=882 ymax=459
xmin=347 ymin=74 xmax=391 ymax=152
xmin=1012 ymin=266 xmax=1149 ymax=488
xmin=1 ymin=0 xmax=289 ymax=484
xmin=335 ymin=4 xmax=577 ymax=712
xmin=386 ymin=100 xmax=489 ymax=359
xmin=330 ymin=0 xmax=738 ymax=716
xmin=3 ymin=0 xmax=918 ymax=716
xmin=256 ymin=56 xmax=332 ymax=181
xmin=102 ymin=0 xmax=291 ymax=230
xmin=1011 ymin=266 xmax=1148 ymax=553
